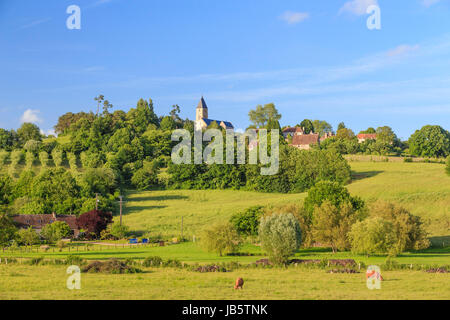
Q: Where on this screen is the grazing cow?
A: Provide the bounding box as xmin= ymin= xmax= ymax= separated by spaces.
xmin=234 ymin=277 xmax=244 ymax=290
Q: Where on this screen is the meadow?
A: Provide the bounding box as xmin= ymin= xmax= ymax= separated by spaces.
xmin=0 ymin=264 xmax=448 ymax=300
xmin=121 ymin=160 xmax=450 ymax=239
xmin=0 ymin=158 xmax=449 ymax=300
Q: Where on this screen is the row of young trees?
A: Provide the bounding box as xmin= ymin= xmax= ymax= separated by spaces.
xmin=202 ymin=181 xmax=430 ymax=264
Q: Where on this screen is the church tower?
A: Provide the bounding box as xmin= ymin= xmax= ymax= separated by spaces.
xmin=196 ymin=96 xmax=208 ymax=121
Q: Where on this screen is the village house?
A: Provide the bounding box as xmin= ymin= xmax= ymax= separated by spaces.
xmin=12 ymin=213 xmax=80 ymax=237
xmin=283 ymin=126 xmax=334 ymax=150
xmin=357 ymin=133 xmax=377 ymax=143
xmin=194 ymin=97 xmax=234 ymax=131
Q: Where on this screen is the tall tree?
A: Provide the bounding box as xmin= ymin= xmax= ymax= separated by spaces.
xmin=312 ymin=120 xmax=333 ymax=137
xmin=297 ymin=119 xmax=314 ymax=134
xmin=408 ymin=125 xmax=450 ymax=158
xmin=17 ymin=123 xmax=41 ymax=144
xmin=248 ymin=103 xmax=281 ymax=128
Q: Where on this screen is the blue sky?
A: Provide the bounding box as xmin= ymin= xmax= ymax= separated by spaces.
xmin=1 ymin=0 xmax=450 ymax=139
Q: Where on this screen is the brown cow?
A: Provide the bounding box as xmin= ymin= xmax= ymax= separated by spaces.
xmin=234 ymin=277 xmax=244 ymax=290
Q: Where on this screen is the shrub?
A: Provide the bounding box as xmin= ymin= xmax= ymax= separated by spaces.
xmin=109 ymin=223 xmax=129 ymax=240
xmin=403 ymin=157 xmax=413 ymax=163
xmin=311 ymin=201 xmax=362 ymax=253
xmin=131 ymin=161 xmax=159 ymax=190
xmin=264 ymin=204 xmax=313 ymax=247
xmin=304 ymin=181 xmax=365 ymax=215
xmin=200 ymin=223 xmax=241 ymax=256
xmin=82 ymin=259 xmax=141 ymax=274
xmin=259 ymin=213 xmax=302 ymax=265
xmin=39 ymin=151 xmax=49 ymax=168
xmin=67 ymin=152 xmax=78 ymax=171
xmin=349 ymin=217 xmax=397 ymax=256
xmin=51 ymin=149 xmax=64 ymax=168
xmin=17 ymin=227 xmax=40 ymax=246
xmin=230 ymin=206 xmax=264 ymax=237
xmin=41 ymin=221 xmax=72 ymax=243
xmin=142 ymin=256 xmax=163 ymax=267
xmin=76 ymin=210 xmax=113 ymax=238
xmin=25 ymin=152 xmax=35 ymax=169
xmin=65 ymin=255 xmax=84 ymax=266
xmin=369 ymin=201 xmax=430 ymax=251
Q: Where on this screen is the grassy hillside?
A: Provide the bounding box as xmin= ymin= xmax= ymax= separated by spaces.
xmin=121 ymin=161 xmax=450 ymax=238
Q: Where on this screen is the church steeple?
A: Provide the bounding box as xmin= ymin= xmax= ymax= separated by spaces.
xmin=196 ymin=96 xmax=208 ymax=121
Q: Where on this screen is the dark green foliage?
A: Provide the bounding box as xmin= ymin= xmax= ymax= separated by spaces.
xmin=230 ymin=206 xmax=264 ymax=236
xmin=131 ymin=161 xmax=159 ymax=190
xmin=408 ymin=125 xmax=450 ymax=158
xmin=0 ymin=213 xmax=17 ymax=246
xmin=304 ymin=180 xmax=364 ymax=215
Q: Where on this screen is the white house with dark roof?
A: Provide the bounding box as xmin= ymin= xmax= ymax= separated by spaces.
xmin=194 ymin=97 xmax=234 ymax=131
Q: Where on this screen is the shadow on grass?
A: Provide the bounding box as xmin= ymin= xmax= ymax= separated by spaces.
xmin=128 ymin=195 xmax=189 ymax=202
xmin=429 ymin=236 xmax=450 ymax=249
xmin=123 ymin=205 xmax=167 ymax=215
xmin=351 ymin=170 xmax=383 ymax=181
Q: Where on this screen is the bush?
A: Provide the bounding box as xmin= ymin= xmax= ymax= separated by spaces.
xmin=131 ymin=161 xmax=159 ymax=190
xmin=82 ymin=259 xmax=142 ymax=274
xmin=17 ymin=227 xmax=40 ymax=246
xmin=41 ymin=221 xmax=72 ymax=243
xmin=369 ymin=201 xmax=430 ymax=251
xmin=230 ymin=206 xmax=264 ymax=237
xmin=51 ymin=149 xmax=64 ymax=168
xmin=259 ymin=213 xmax=302 ymax=265
xmin=304 ymin=181 xmax=365 ymax=215
xmin=142 ymin=256 xmax=163 ymax=267
xmin=311 ymin=201 xmax=362 ymax=253
xmin=39 ymin=151 xmax=49 ymax=168
xmin=349 ymin=217 xmax=397 ymax=256
xmin=65 ymin=255 xmax=84 ymax=266
xmin=109 ymin=223 xmax=129 ymax=240
xmin=200 ymin=223 xmax=241 ymax=256
xmin=264 ymin=204 xmax=313 ymax=247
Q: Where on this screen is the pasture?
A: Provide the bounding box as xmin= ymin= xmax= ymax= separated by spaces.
xmin=0 ymin=264 xmax=448 ymax=300
xmin=121 ymin=160 xmax=450 ymax=239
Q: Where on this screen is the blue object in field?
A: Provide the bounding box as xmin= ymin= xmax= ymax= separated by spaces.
xmin=129 ymin=238 xmax=138 ymax=244
xmin=142 ymin=238 xmax=149 ymax=244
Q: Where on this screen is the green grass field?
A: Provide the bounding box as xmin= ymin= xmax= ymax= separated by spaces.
xmin=121 ymin=160 xmax=450 ymax=238
xmin=0 ymin=264 xmax=448 ymax=300
xmin=1 ymin=159 xmax=449 ymax=300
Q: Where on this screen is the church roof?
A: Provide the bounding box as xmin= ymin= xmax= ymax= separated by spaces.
xmin=197 ymin=97 xmax=208 ymax=109
xmin=201 ymin=119 xmax=234 ymax=129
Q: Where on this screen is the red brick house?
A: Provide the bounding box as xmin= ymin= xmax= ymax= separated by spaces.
xmin=12 ymin=213 xmax=80 ymax=237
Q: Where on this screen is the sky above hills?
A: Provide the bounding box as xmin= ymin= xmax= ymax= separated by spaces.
xmin=1 ymin=0 xmax=450 ymax=139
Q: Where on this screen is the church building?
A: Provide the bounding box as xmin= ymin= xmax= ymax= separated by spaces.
xmin=194 ymin=97 xmax=234 ymax=131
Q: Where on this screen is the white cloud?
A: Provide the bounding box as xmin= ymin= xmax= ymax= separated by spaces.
xmin=20 ymin=109 xmax=42 ymax=124
xmin=386 ymin=44 xmax=420 ymax=57
xmin=422 ymin=0 xmax=441 ymax=7
xmin=339 ymin=0 xmax=379 ymax=16
xmin=40 ymin=129 xmax=56 ymax=137
xmin=279 ymin=11 xmax=309 ymax=25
